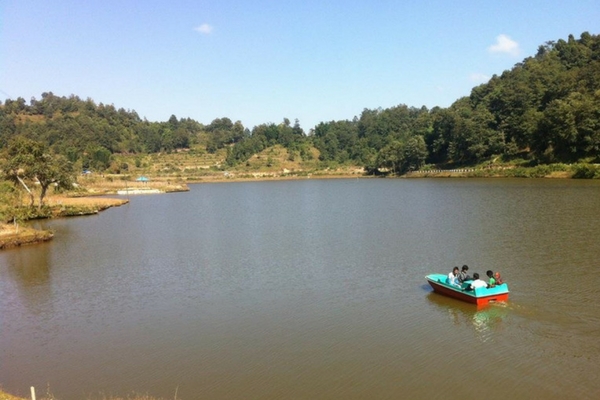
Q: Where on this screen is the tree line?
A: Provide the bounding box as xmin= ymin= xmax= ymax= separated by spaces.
xmin=310 ymin=32 xmax=600 ymax=173
xmin=0 ymin=93 xmax=203 ymax=172
xmin=1 ymin=31 xmax=599 ymax=178
xmin=217 ymin=31 xmax=600 ymax=174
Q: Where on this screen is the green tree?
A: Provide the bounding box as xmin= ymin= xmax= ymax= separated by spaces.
xmin=374 ymin=136 xmax=427 ymax=175
xmin=2 ymin=137 xmax=75 ymax=208
xmin=0 ymin=181 xmax=19 ymax=223
xmin=402 ymin=136 xmax=428 ymax=172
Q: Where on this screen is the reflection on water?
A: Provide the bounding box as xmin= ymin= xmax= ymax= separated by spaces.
xmin=2 ymin=246 xmax=53 ymax=316
xmin=5 ymin=249 xmax=51 ymax=285
xmin=426 ymin=292 xmax=508 ymax=342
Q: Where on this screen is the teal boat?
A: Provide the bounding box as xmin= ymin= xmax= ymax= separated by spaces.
xmin=426 ymin=273 xmax=509 ymax=306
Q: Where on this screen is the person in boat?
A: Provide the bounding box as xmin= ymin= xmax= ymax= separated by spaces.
xmin=457 ymin=265 xmax=471 ymax=283
xmin=494 ymin=271 xmax=504 ymax=285
xmin=486 ymin=270 xmax=496 ymax=287
xmin=447 ymin=266 xmax=460 ymax=287
xmin=465 ymin=273 xmax=487 ymax=291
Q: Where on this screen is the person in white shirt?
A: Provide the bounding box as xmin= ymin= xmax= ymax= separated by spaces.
xmin=447 ymin=266 xmax=460 ymax=287
xmin=466 ymin=273 xmax=487 ymax=291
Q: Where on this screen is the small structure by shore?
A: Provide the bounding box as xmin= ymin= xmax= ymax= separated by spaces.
xmin=117 ymin=188 xmax=162 ymax=195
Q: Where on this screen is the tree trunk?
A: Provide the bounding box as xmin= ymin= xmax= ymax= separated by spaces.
xmin=38 ymin=185 xmax=49 ymax=209
xmin=16 ymin=175 xmax=35 ymax=207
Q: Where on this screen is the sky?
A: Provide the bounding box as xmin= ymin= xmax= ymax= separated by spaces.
xmin=1 ymin=0 xmax=598 ymax=131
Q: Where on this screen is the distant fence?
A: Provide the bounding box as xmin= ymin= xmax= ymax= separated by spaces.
xmin=409 ymin=169 xmax=476 ymax=174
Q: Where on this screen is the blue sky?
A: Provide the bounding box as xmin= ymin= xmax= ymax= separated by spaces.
xmin=1 ymin=0 xmax=598 ymax=131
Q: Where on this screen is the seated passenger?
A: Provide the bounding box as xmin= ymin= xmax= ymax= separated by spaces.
xmin=486 ymin=270 xmax=496 ymax=287
xmin=458 ymin=265 xmax=471 ymax=283
xmin=447 ymin=266 xmax=460 ymax=287
xmin=494 ymin=272 xmax=504 ymax=285
xmin=465 ymin=273 xmax=487 ymax=291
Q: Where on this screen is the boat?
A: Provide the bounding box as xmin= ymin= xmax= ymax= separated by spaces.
xmin=425 ymin=273 xmax=509 ymax=306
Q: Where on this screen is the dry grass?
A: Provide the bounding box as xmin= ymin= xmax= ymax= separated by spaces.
xmin=75 ymin=176 xmax=189 ymax=195
xmin=0 ymin=193 xmax=128 ymax=249
xmin=0 ymin=388 xmax=25 ymax=400
xmin=46 ymin=195 xmax=129 ymax=208
xmin=0 ymin=224 xmax=53 ymax=249
xmin=0 ymin=387 xmax=179 ymax=400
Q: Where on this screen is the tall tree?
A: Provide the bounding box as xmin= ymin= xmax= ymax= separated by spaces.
xmin=2 ymin=137 xmax=74 ymax=208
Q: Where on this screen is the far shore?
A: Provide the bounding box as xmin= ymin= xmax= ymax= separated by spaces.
xmin=0 ymin=172 xmax=365 ymax=249
xmin=0 ymin=165 xmax=593 ymax=250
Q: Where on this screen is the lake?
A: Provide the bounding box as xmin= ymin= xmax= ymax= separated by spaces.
xmin=1 ymin=178 xmax=600 ymax=399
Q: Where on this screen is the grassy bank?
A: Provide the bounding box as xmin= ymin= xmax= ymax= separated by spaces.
xmin=0 ymin=197 xmax=129 ymax=249
xmin=406 ymin=161 xmax=600 ymax=179
xmin=0 ymin=388 xmax=175 ymax=400
xmin=0 ymin=388 xmax=26 ymax=400
xmin=0 ymin=224 xmax=53 ymax=250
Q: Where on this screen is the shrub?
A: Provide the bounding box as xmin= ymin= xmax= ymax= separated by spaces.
xmin=571 ymin=163 xmax=600 ymax=179
xmin=529 ymin=165 xmax=551 ymax=178
xmin=548 ymin=163 xmax=569 ymax=172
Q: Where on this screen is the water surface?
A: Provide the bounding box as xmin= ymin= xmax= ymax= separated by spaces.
xmin=1 ymin=178 xmax=600 ymax=399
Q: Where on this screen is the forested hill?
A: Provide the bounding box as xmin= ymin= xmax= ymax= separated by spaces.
xmin=1 ymin=32 xmax=599 ymax=175
xmin=434 ymin=31 xmax=600 ymax=165
xmin=310 ymin=31 xmax=600 ymax=173
xmin=0 ymin=94 xmax=261 ymax=171
xmin=0 ymin=94 xmax=207 ymax=170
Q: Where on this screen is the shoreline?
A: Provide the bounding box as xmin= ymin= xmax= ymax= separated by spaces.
xmin=0 ymin=387 xmax=170 ymax=400
xmin=0 ymin=388 xmax=26 ymax=400
xmin=0 ymin=174 xmax=359 ymax=249
xmin=0 ymin=167 xmax=593 ymax=250
xmin=0 ymin=197 xmax=130 ymax=250
xmin=0 ymin=225 xmax=54 ymax=250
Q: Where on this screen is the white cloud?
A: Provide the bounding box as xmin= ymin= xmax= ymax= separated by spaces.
xmin=194 ymin=24 xmax=213 ymax=35
xmin=488 ymin=34 xmax=520 ymax=57
xmin=470 ymin=73 xmax=490 ymax=83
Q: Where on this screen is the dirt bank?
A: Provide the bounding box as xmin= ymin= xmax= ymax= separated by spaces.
xmin=0 ymin=224 xmax=53 ymax=250
xmin=0 ymin=196 xmax=129 ymax=249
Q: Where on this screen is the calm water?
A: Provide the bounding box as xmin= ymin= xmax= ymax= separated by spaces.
xmin=1 ymin=178 xmax=600 ymax=399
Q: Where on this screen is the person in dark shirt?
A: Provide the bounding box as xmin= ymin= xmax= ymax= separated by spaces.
xmin=457 ymin=265 xmax=471 ymax=283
